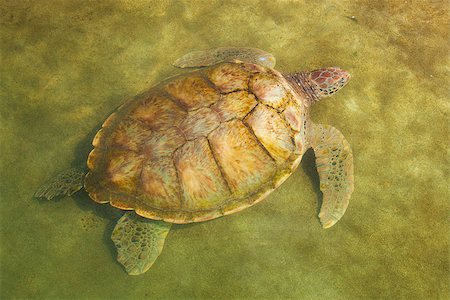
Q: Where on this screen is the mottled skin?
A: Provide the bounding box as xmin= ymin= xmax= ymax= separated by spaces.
xmin=35 ymin=48 xmax=354 ymax=275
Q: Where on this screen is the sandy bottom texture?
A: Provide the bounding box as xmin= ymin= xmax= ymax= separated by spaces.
xmin=1 ymin=0 xmax=448 ymax=298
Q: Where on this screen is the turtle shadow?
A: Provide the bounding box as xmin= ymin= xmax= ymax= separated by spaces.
xmin=102 ymin=216 xmax=121 ymax=263
xmin=72 ymin=190 xmax=122 ymax=262
xmin=71 ymin=118 xmax=105 ymax=169
xmin=65 ymin=118 xmax=122 ymax=261
xmin=34 ymin=189 xmax=120 ymax=263
xmin=300 ymin=149 xmax=323 ymax=219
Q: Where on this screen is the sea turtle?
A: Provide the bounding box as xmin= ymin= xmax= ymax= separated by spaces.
xmin=35 ymin=47 xmax=354 ymax=275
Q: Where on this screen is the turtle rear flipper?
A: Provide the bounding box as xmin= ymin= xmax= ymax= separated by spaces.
xmin=309 ymin=124 xmax=354 ymax=228
xmin=173 ymin=47 xmax=276 ymax=68
xmin=112 ymin=212 xmax=172 ymax=275
xmin=34 ymin=168 xmax=85 ymax=200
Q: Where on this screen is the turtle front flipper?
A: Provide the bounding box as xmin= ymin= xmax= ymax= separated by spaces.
xmin=34 ymin=168 xmax=85 ymax=200
xmin=173 ymin=47 xmax=276 ymax=68
xmin=309 ymin=123 xmax=354 ymax=228
xmin=112 ymin=212 xmax=172 ymax=275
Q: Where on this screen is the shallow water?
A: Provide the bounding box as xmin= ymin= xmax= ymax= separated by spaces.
xmin=1 ymin=0 xmax=448 ymax=299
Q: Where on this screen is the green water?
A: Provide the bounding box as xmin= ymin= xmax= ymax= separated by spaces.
xmin=1 ymin=1 xmax=448 ymax=298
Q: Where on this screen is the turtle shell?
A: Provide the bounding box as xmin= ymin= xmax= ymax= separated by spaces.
xmin=85 ymin=62 xmax=308 ymax=223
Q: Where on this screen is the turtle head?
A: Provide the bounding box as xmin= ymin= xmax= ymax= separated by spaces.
xmin=309 ymin=67 xmax=351 ymax=98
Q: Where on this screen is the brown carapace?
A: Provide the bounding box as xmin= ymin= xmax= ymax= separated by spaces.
xmin=84 ymin=61 xmax=308 ymax=224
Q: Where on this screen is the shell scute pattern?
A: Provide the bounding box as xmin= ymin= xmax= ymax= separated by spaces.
xmin=111 ymin=119 xmax=153 ymax=152
xmin=140 ymin=158 xmax=182 ymax=209
xmin=205 ymin=62 xmax=250 ymax=93
xmin=129 ymin=94 xmax=187 ymax=130
xmin=249 ymin=72 xmax=291 ymax=110
xmin=179 ymin=108 xmax=221 ymax=140
xmin=212 ymin=91 xmax=257 ymax=122
xmin=104 ymin=149 xmax=143 ymax=195
xmin=244 ymin=104 xmax=295 ymax=164
xmin=208 ymin=120 xmax=276 ymax=196
xmin=85 ymin=62 xmax=306 ymax=223
xmin=164 ymin=74 xmax=220 ymax=110
xmin=283 ymin=102 xmax=303 ymax=132
xmin=174 ymin=138 xmax=231 ymax=210
xmin=142 ymin=127 xmax=185 ymax=160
